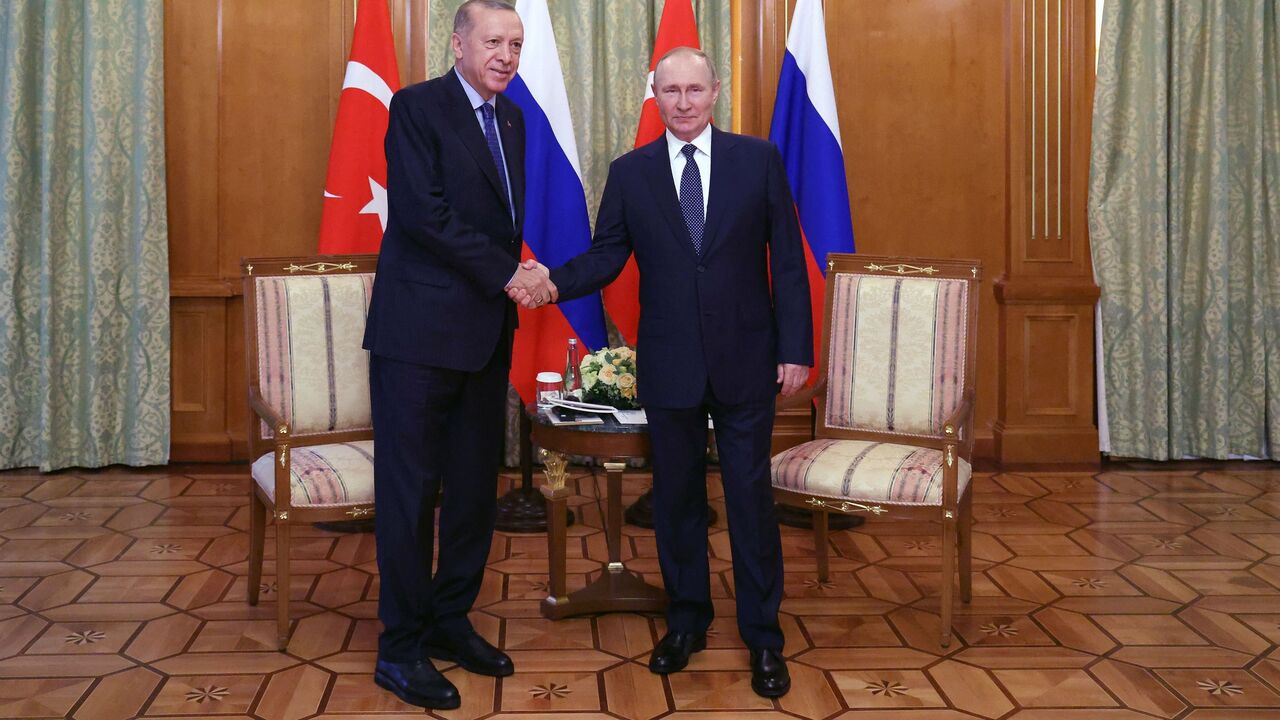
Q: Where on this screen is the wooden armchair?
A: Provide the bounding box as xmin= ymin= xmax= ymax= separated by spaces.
xmin=771 ymin=253 xmax=980 ymax=646
xmin=241 ymin=255 xmax=378 ymax=649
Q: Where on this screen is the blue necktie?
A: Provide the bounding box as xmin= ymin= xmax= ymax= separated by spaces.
xmin=480 ymin=103 xmax=512 ymax=218
xmin=679 ymin=144 xmax=704 ymax=254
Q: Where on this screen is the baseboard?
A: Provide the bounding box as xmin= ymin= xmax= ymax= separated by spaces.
xmin=170 ymin=433 xmax=234 ymax=462
xmin=992 ymin=422 xmax=1101 ymax=467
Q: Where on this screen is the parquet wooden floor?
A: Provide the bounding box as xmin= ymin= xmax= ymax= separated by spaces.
xmin=1 ymin=464 xmax=1279 ymax=719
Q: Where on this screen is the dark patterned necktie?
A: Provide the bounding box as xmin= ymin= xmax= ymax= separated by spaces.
xmin=679 ymin=144 xmax=704 ymax=254
xmin=480 ymin=103 xmax=512 ymax=218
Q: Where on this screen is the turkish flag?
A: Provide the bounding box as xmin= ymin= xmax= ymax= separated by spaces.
xmin=318 ymin=0 xmax=400 ymax=254
xmin=603 ymin=0 xmax=701 ymax=344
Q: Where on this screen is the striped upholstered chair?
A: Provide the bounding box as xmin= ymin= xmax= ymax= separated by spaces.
xmin=771 ymin=253 xmax=979 ymax=646
xmin=241 ymin=255 xmax=377 ymax=649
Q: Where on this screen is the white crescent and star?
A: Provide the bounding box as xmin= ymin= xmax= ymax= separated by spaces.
xmin=323 ymin=61 xmax=394 ymax=230
xmin=359 ymin=176 xmax=388 ymax=231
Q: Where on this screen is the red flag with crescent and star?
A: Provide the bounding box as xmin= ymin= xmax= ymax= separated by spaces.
xmin=318 ymin=0 xmax=400 ymax=253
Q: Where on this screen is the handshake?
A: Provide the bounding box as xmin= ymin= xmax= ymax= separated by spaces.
xmin=505 ymin=259 xmax=558 ymax=309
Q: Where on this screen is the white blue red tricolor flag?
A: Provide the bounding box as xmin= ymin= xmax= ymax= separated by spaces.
xmin=768 ymin=0 xmax=855 ymax=379
xmin=505 ymin=0 xmax=609 ymax=401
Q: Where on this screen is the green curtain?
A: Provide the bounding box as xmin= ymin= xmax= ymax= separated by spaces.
xmin=0 ymin=1 xmax=170 ymax=471
xmin=1088 ymin=1 xmax=1280 ymax=460
xmin=428 ymin=0 xmax=732 ymax=465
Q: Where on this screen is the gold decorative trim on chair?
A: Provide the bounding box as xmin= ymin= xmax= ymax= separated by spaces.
xmin=285 ymin=260 xmax=360 ymax=274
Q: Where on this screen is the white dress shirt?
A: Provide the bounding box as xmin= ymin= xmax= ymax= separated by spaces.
xmin=666 ymin=124 xmax=712 ymax=217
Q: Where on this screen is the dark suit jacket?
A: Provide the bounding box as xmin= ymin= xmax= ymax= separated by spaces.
xmin=363 ymin=69 xmax=526 ymax=371
xmin=550 ymin=127 xmax=812 ymax=408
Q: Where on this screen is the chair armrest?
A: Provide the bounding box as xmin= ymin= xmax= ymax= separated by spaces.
xmin=777 ymin=377 xmax=827 ymax=412
xmin=248 ymin=388 xmax=290 ymax=438
xmin=940 ymin=389 xmax=975 ymax=443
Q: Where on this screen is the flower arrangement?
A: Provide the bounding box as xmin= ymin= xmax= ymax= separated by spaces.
xmin=579 ymin=346 xmax=640 ymax=409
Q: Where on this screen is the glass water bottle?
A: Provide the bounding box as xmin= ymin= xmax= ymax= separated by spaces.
xmin=564 ymin=338 xmax=580 ymax=396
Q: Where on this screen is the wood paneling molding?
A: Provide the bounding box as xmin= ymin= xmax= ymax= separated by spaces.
xmin=994 ymin=0 xmax=1100 ymax=465
xmin=170 ymin=278 xmax=236 ymax=298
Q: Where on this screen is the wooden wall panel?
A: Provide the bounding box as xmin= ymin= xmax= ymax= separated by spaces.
xmin=166 ymin=0 xmax=426 ymax=461
xmin=733 ymin=0 xmax=1100 ymax=465
xmin=825 ymin=0 xmax=1007 ymax=458
xmin=169 ymin=299 xmax=229 ymax=461
xmin=1023 ymin=314 xmax=1075 ymax=413
xmin=163 ymin=0 xmax=219 ymax=283
xmin=217 ymin=0 xmax=344 ymax=277
xmin=738 ymin=0 xmax=1006 ymax=459
xmin=994 ymin=0 xmax=1099 ymax=463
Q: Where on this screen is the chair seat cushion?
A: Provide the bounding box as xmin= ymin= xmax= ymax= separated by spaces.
xmin=772 ymin=439 xmax=970 ymax=506
xmin=251 ymin=440 xmax=374 ymax=507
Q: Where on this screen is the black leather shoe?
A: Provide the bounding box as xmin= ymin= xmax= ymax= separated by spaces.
xmin=647 ymin=631 xmax=707 ymax=674
xmin=749 ymin=648 xmax=791 ymax=698
xmin=373 ymin=657 xmax=460 ymax=709
xmin=425 ymin=629 xmax=514 ymax=677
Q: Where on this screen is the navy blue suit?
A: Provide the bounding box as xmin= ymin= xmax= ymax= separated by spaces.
xmin=550 ymin=127 xmax=812 ymax=649
xmin=362 ymin=69 xmax=524 ymax=663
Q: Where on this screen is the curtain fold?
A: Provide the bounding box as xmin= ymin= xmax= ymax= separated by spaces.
xmin=1088 ymin=0 xmax=1280 ymax=460
xmin=0 ymin=0 xmax=170 ymax=471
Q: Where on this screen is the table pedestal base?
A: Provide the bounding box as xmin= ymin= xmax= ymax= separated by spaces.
xmin=540 ymin=456 xmax=666 ymax=620
xmin=542 ymin=566 xmax=666 ymax=619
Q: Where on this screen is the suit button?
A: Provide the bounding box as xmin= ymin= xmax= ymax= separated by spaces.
xmin=696 ymin=265 xmax=706 ymax=273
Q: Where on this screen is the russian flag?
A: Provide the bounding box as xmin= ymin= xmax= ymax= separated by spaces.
xmin=504 ymin=0 xmax=609 ymax=402
xmin=768 ymin=0 xmax=855 ymax=377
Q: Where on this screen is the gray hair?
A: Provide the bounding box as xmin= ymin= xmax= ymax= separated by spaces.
xmin=453 ymin=0 xmax=516 ymax=35
xmin=654 ymin=46 xmax=719 ymax=85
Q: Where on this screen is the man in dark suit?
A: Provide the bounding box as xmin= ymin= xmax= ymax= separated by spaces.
xmin=511 ymin=47 xmax=812 ymax=698
xmin=362 ymin=0 xmax=555 ymax=710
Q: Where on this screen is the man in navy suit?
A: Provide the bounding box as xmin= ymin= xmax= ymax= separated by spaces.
xmin=512 ymin=47 xmax=812 ymax=698
xmin=362 ymin=0 xmax=555 ymax=710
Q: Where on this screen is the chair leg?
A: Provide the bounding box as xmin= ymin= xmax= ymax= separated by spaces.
xmin=940 ymin=515 xmax=957 ymax=648
xmin=275 ymin=517 xmax=291 ymax=651
xmin=247 ymin=493 xmax=266 ymax=606
xmin=958 ymin=489 xmax=973 ymax=603
xmin=813 ymin=510 xmax=829 ymax=583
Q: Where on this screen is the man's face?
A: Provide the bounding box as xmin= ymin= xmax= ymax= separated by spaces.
xmin=452 ymin=7 xmax=523 ymax=98
xmin=653 ymin=52 xmax=720 ymax=142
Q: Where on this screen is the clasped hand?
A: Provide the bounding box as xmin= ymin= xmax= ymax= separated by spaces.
xmin=506 ymin=259 xmax=558 ymax=309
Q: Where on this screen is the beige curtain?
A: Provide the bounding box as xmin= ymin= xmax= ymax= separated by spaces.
xmin=0 ymin=1 xmax=171 ymax=471
xmin=1089 ymin=1 xmax=1280 ymax=460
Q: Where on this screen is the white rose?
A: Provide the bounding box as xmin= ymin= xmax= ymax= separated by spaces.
xmin=598 ymin=364 xmax=618 ymax=385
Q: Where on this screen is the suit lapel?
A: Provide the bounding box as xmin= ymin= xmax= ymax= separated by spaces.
xmin=701 ymin=127 xmax=736 ymax=260
xmin=443 ymin=70 xmax=509 ymax=209
xmin=496 ymin=94 xmax=524 ymax=225
xmin=641 ymin=138 xmax=701 ymax=261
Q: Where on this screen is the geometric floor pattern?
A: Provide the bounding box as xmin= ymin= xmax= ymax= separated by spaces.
xmin=1 ymin=463 xmax=1279 ymax=719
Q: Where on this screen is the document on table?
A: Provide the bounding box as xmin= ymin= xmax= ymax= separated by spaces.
xmin=613 ymin=410 xmax=714 ymax=429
